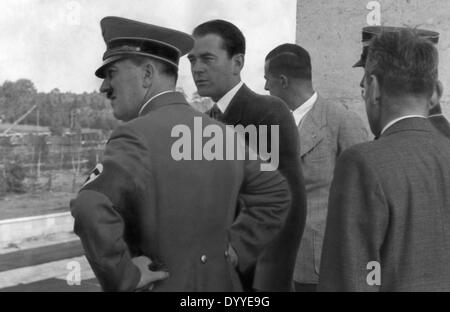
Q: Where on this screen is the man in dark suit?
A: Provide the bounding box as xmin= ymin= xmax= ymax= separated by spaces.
xmin=188 ymin=20 xmax=306 ymax=291
xmin=318 ymin=27 xmax=450 ymax=291
xmin=70 ymin=16 xmax=292 ymax=292
xmin=264 ymin=43 xmax=368 ymax=292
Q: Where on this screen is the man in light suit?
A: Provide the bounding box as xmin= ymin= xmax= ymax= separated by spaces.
xmin=188 ymin=19 xmax=306 ymax=291
xmin=70 ymin=16 xmax=292 ymax=292
xmin=318 ymin=27 xmax=450 ymax=291
xmin=264 ymin=43 xmax=368 ymax=292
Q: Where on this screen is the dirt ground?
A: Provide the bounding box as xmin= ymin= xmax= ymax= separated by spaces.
xmin=0 ymin=170 xmax=86 ymax=220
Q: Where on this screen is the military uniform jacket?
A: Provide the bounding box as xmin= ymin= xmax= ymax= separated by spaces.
xmin=295 ymin=97 xmax=368 ymax=283
xmin=208 ymin=84 xmax=307 ymax=291
xmin=318 ymin=118 xmax=450 ymax=291
xmin=70 ymin=92 xmax=291 ymax=291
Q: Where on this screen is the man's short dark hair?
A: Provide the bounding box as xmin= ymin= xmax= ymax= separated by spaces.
xmin=365 ymin=28 xmax=438 ymax=98
xmin=193 ymin=19 xmax=246 ymax=57
xmin=129 ymin=55 xmax=178 ymax=82
xmin=265 ymin=44 xmax=312 ymax=81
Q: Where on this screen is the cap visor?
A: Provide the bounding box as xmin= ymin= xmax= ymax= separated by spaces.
xmin=352 ymin=59 xmax=364 ymax=68
xmin=95 ymin=55 xmax=125 ymax=78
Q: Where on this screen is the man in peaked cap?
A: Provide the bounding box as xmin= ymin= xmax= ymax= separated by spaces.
xmin=318 ymin=26 xmax=450 ymax=291
xmin=70 ymin=16 xmax=291 ymax=292
xmin=353 ymin=26 xmax=450 ymax=139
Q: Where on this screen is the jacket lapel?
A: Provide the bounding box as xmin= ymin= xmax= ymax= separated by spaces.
xmin=222 ymin=84 xmax=250 ymax=125
xmin=299 ymin=97 xmax=326 ymax=157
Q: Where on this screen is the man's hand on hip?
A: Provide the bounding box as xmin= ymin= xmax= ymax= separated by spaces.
xmin=132 ymin=256 xmax=169 ymax=291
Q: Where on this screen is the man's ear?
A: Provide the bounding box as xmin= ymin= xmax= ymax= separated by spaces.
xmin=368 ymin=74 xmax=381 ymax=107
xmin=429 ymin=80 xmax=443 ymax=110
xmin=142 ymin=61 xmax=156 ymax=88
xmin=280 ymin=75 xmax=289 ymax=89
xmin=232 ymin=54 xmax=245 ymax=74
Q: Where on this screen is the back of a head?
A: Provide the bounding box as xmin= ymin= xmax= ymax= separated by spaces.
xmin=265 ymin=43 xmax=312 ymax=81
xmin=193 ymin=19 xmax=246 ymax=57
xmin=365 ymin=28 xmax=439 ymax=99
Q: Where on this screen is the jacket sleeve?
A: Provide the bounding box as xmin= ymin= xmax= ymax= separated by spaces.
xmin=254 ymin=101 xmax=306 ymax=291
xmin=228 ymin=145 xmax=292 ymax=277
xmin=70 ymin=125 xmax=151 ymax=291
xmin=317 ymin=148 xmax=388 ymax=292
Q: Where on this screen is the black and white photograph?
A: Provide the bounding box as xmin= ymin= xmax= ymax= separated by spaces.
xmin=0 ymin=0 xmax=449 ymax=298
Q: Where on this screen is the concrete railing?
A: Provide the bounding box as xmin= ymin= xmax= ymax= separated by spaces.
xmin=0 ymin=212 xmax=74 ymax=245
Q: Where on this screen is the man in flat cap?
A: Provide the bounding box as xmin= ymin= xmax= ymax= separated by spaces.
xmin=70 ymin=16 xmax=291 ymax=292
xmin=264 ymin=43 xmax=368 ymax=292
xmin=188 ymin=19 xmax=307 ymax=292
xmin=318 ymin=26 xmax=450 ymax=291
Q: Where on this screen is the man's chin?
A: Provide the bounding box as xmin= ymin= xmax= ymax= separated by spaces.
xmin=196 ymin=86 xmax=212 ymax=98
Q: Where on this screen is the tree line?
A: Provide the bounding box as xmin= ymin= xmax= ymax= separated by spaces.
xmin=0 ymin=79 xmax=213 ymax=135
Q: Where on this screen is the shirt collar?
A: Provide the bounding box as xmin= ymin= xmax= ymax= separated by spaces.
xmin=138 ymin=90 xmax=174 ymax=116
xmin=428 ymin=113 xmax=444 ymax=118
xmin=292 ymin=92 xmax=318 ymax=126
xmin=215 ymin=81 xmax=244 ymax=113
xmin=381 ymin=115 xmax=427 ymax=135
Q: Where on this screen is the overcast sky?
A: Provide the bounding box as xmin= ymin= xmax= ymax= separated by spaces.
xmin=0 ymin=0 xmax=296 ymax=98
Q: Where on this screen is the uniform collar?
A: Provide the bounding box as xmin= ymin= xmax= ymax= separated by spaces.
xmin=138 ymin=90 xmax=175 ymax=116
xmin=138 ymin=91 xmax=188 ymax=116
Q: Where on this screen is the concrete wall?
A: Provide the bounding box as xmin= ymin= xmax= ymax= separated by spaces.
xmin=296 ymin=0 xmax=450 ymax=119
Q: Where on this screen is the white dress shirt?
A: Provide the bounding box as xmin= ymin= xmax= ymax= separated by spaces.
xmin=215 ymin=81 xmax=244 ymax=113
xmin=292 ymin=92 xmax=318 ymax=126
xmin=138 ymin=90 xmax=174 ymax=116
xmin=380 ymin=115 xmax=426 ymax=135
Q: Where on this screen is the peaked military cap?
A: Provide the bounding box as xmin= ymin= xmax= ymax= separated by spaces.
xmin=95 ymin=16 xmax=194 ymax=78
xmin=353 ymin=26 xmax=440 ymax=68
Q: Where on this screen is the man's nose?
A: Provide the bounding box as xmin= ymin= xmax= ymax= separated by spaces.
xmin=264 ymin=81 xmax=269 ymax=91
xmin=100 ymin=79 xmax=110 ymax=94
xmin=191 ymin=60 xmax=205 ymax=74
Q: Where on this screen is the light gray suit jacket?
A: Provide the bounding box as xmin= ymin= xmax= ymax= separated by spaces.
xmin=295 ymin=97 xmax=368 ymax=283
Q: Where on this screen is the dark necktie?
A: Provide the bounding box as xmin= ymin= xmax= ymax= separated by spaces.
xmin=209 ymin=104 xmax=224 ymax=122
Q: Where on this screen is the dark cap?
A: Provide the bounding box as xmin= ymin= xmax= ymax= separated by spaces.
xmin=95 ymin=16 xmax=194 ymax=78
xmin=353 ymin=26 xmax=440 ymax=68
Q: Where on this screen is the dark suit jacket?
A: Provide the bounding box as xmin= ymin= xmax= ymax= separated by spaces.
xmin=296 ymin=97 xmax=368 ymax=283
xmin=70 ymin=92 xmax=291 ymax=291
xmin=429 ymin=114 xmax=450 ymax=139
xmin=318 ymin=117 xmax=450 ymax=291
xmin=209 ymin=84 xmax=307 ymax=291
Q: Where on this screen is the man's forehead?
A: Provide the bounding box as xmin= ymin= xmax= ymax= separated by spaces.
xmin=192 ymin=33 xmax=226 ymax=51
